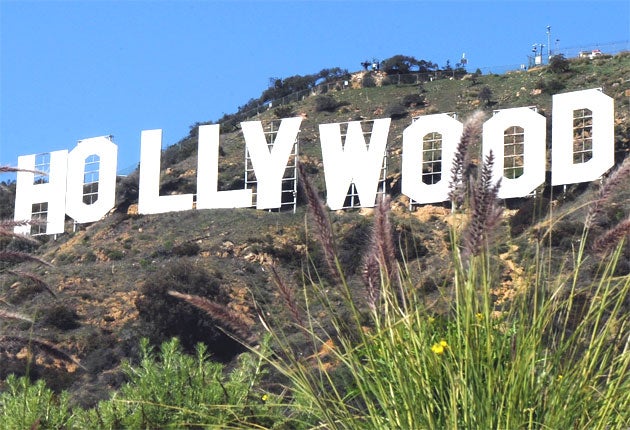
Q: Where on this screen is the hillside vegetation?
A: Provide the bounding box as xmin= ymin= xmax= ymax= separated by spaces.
xmin=1 ymin=52 xmax=629 ymax=428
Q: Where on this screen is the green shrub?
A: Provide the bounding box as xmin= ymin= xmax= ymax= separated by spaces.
xmin=549 ymin=54 xmax=570 ymax=73
xmin=0 ymin=375 xmax=74 ymax=429
xmin=73 ymin=338 xmax=288 ymax=429
xmin=54 ymin=252 xmax=76 ymax=265
xmin=81 ymin=251 xmax=97 ymax=262
xmin=536 ymin=77 xmax=565 ymax=94
xmin=314 ymin=95 xmax=341 ymax=112
xmin=172 ymin=241 xmax=200 ymax=257
xmin=104 ymin=248 xmax=124 ymax=261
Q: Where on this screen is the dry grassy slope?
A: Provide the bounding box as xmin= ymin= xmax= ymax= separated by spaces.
xmin=2 ymin=53 xmax=629 ymax=401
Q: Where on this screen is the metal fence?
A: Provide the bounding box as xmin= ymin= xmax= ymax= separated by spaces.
xmin=232 ymin=40 xmax=630 ymax=125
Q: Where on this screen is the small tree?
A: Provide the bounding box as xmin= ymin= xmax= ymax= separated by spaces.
xmin=549 ymin=54 xmax=570 ymax=73
xmin=478 ymin=86 xmax=493 ymax=106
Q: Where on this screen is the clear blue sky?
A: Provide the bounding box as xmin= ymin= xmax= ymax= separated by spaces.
xmin=1 ymin=0 xmax=628 ymax=174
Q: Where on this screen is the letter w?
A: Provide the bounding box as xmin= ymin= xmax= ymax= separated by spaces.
xmin=319 ymin=119 xmax=390 ymax=210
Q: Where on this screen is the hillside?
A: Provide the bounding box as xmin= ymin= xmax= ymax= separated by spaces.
xmin=1 ymin=52 xmax=629 ymax=407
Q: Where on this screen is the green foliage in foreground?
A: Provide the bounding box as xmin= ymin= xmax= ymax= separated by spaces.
xmin=0 ymin=338 xmax=291 ymax=429
xmin=2 ymin=235 xmax=629 ymax=429
xmin=1 ymin=245 xmax=629 ymax=429
xmin=0 ymin=375 xmax=73 ymax=429
xmin=77 ymin=338 xmax=290 ymax=429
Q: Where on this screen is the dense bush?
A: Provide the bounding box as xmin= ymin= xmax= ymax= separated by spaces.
xmin=402 ymin=93 xmax=425 ymax=107
xmin=273 ymin=104 xmax=295 ymax=119
xmin=314 ymin=95 xmax=341 ymax=112
xmin=134 ymin=260 xmax=244 ymax=359
xmin=39 ymin=304 xmax=81 ymax=330
xmin=172 ymin=241 xmax=200 ymax=257
xmin=384 ymin=102 xmax=408 ymax=120
xmin=361 ymin=74 xmax=376 ymax=88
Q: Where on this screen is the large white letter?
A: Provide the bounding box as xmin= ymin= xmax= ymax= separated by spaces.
xmin=14 ymin=150 xmax=68 ymax=235
xmin=196 ymin=124 xmax=252 ymax=209
xmin=241 ymin=117 xmax=302 ymax=209
xmin=319 ymin=119 xmax=391 ymax=210
xmin=65 ymin=136 xmax=118 ymax=223
xmin=551 ymin=88 xmax=614 ymax=185
xmin=401 ymin=114 xmax=462 ymax=204
xmin=482 ymin=107 xmax=546 ymax=199
xmin=138 ymin=129 xmax=193 ymax=214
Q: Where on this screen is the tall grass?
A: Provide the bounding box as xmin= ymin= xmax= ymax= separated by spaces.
xmin=253 ymin=121 xmax=630 ymax=429
xmin=259 ymin=233 xmax=628 ymax=428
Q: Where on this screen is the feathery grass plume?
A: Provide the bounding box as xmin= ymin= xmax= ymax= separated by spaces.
xmin=373 ymin=195 xmax=397 ymax=279
xmin=5 ymin=270 xmax=56 ymax=298
xmin=448 ymin=110 xmax=486 ymax=208
xmin=0 ymin=165 xmax=47 ymax=176
xmin=585 ymin=155 xmax=630 ymax=229
xmin=297 ymin=161 xmax=341 ymax=283
xmin=592 ymin=217 xmax=630 ymax=254
xmin=0 ymin=250 xmax=52 ymax=266
xmin=462 ymin=151 xmax=503 ymax=261
xmin=362 ymin=195 xmax=397 ymax=311
xmin=1 ymin=219 xmax=42 ymax=231
xmin=361 ymin=251 xmax=380 ymax=312
xmin=0 ymin=335 xmax=85 ymax=370
xmin=0 ymin=220 xmax=43 ymax=244
xmin=0 ymin=308 xmax=33 ymax=323
xmin=167 ymin=290 xmax=256 ymax=343
xmin=268 ymin=264 xmax=304 ymax=327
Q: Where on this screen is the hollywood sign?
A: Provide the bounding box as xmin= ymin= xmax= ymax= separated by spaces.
xmin=13 ymin=88 xmax=614 ymax=235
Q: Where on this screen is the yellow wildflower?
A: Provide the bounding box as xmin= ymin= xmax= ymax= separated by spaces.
xmin=261 ymin=394 xmax=269 ymax=402
xmin=431 ymin=340 xmax=449 ymax=355
xmin=475 ymin=313 xmax=484 ymax=321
